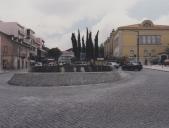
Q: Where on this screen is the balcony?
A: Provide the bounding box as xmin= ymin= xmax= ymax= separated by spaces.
xmin=18 ymin=30 xmax=25 ymax=36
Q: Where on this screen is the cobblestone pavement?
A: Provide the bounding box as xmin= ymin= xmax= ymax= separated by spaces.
xmin=0 ymin=70 xmax=169 ymax=128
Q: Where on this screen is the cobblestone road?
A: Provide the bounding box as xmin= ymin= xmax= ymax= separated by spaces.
xmin=0 ymin=70 xmax=169 ymax=128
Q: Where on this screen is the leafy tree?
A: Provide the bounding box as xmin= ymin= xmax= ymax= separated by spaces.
xmin=71 ymin=33 xmax=78 ymax=58
xmin=43 ymin=46 xmax=50 ymax=52
xmin=94 ymin=31 xmax=99 ymax=59
xmin=47 ymin=47 xmax=62 ymax=60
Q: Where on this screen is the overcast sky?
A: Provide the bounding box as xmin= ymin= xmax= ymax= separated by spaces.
xmin=1 ymin=0 xmax=169 ymax=50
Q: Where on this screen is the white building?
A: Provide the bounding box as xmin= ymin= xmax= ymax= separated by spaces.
xmin=58 ymin=50 xmax=74 ymax=64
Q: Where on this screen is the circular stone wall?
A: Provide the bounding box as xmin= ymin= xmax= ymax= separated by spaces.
xmin=8 ymin=72 xmax=122 ymax=87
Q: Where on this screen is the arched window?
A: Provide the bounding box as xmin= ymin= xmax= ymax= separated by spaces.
xmin=142 ymin=20 xmax=154 ymax=28
xmin=144 ymin=23 xmax=152 ymax=27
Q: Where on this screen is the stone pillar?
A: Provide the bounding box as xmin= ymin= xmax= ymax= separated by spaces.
xmin=80 ymin=67 xmax=85 ymax=72
xmin=60 ymin=66 xmax=65 ymax=72
xmin=73 ymin=67 xmax=77 ymax=72
xmin=13 ymin=57 xmax=18 ymax=70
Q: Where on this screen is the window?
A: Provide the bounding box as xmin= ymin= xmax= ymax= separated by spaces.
xmin=144 ymin=50 xmax=148 ymax=57
xmin=142 ymin=20 xmax=154 ymax=28
xmin=139 ymin=36 xmax=142 ymax=44
xmin=139 ymin=35 xmax=161 ymax=45
xmin=143 ymin=36 xmax=146 ymax=44
xmin=151 ymin=49 xmax=156 ymax=57
xmin=156 ymin=36 xmax=161 ymax=44
xmin=3 ymin=46 xmax=8 ymax=56
xmin=152 ymin=36 xmax=156 ymax=44
xmin=147 ymin=36 xmax=151 ymax=44
xmin=144 ymin=23 xmax=151 ymax=27
xmin=130 ymin=50 xmax=135 ymax=57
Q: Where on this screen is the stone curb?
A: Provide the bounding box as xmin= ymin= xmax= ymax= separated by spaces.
xmin=8 ymin=71 xmax=124 ymax=87
xmin=144 ymin=67 xmax=169 ymax=72
xmin=0 ymin=71 xmax=9 ymax=74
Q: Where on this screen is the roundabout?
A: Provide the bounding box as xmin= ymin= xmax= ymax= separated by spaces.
xmin=8 ymin=71 xmax=123 ymax=87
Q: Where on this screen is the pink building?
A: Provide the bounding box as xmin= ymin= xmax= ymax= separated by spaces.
xmin=35 ymin=37 xmax=47 ymax=60
xmin=0 ymin=31 xmax=29 ymax=70
xmin=0 ymin=21 xmax=47 ymax=70
xmin=0 ymin=21 xmax=25 ymax=39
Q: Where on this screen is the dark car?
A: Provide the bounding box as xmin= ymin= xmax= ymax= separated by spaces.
xmin=122 ymin=62 xmax=143 ymax=71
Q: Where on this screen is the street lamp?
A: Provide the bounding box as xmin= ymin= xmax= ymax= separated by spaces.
xmin=128 ymin=30 xmax=140 ymax=62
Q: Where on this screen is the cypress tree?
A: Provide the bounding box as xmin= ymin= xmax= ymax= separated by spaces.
xmin=77 ymin=29 xmax=81 ymax=60
xmin=71 ymin=33 xmax=78 ymax=58
xmin=94 ymin=31 xmax=99 ymax=60
xmin=86 ymin=28 xmax=90 ymax=60
xmin=99 ymin=43 xmax=104 ymax=58
xmin=72 ymin=28 xmax=97 ymax=61
xmin=89 ymin=32 xmax=94 ymax=60
xmin=82 ymin=36 xmax=86 ymax=53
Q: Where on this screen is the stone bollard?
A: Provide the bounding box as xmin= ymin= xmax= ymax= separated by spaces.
xmin=60 ymin=66 xmax=65 ymax=72
xmin=80 ymin=67 xmax=85 ymax=72
xmin=73 ymin=67 xmax=77 ymax=72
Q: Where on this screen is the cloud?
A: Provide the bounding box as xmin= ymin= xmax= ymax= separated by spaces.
xmin=1 ymin=0 xmax=169 ymax=50
xmin=33 ymin=0 xmax=85 ymax=16
xmin=128 ymin=0 xmax=169 ymax=20
xmin=92 ymin=12 xmax=139 ymax=44
xmin=34 ymin=0 xmax=138 ymax=49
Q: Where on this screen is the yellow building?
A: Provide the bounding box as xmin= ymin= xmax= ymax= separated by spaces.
xmin=104 ymin=20 xmax=169 ymax=64
xmin=104 ymin=30 xmax=115 ymax=58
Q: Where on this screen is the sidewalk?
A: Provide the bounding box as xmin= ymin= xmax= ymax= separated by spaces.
xmin=0 ymin=69 xmax=28 ymax=74
xmin=144 ymin=65 xmax=169 ymax=72
xmin=0 ymin=70 xmax=10 ymax=74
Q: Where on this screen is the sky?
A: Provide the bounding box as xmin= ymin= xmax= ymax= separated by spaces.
xmin=1 ymin=0 xmax=169 ymax=50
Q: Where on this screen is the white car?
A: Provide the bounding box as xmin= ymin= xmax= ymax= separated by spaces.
xmin=34 ymin=62 xmax=42 ymax=67
xmin=107 ymin=62 xmax=120 ymax=69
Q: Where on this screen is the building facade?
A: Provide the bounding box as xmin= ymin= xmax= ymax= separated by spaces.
xmin=0 ymin=21 xmax=46 ymax=71
xmin=58 ymin=49 xmax=74 ymax=64
xmin=104 ymin=20 xmax=169 ymax=64
xmin=104 ymin=30 xmax=115 ymax=59
xmin=0 ymin=31 xmax=30 ymax=70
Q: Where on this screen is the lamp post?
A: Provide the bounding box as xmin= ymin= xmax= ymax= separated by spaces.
xmin=128 ymin=30 xmax=140 ymax=62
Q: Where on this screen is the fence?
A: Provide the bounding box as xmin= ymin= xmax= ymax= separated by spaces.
xmin=30 ymin=65 xmax=112 ymax=72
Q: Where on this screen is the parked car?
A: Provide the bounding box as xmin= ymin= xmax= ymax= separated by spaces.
xmin=122 ymin=62 xmax=142 ymax=71
xmin=73 ymin=61 xmax=88 ymax=66
xmin=164 ymin=59 xmax=169 ymax=66
xmin=34 ymin=62 xmax=42 ymax=67
xmin=107 ymin=62 xmax=120 ymax=69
